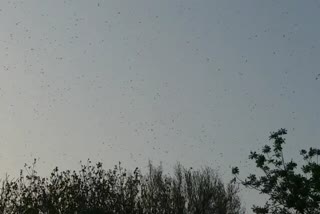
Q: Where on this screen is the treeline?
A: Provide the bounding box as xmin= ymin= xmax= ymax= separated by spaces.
xmin=3 ymin=129 xmax=315 ymax=214
xmin=0 ymin=160 xmax=245 ymax=214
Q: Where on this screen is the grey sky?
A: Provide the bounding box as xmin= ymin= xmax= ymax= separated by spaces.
xmin=0 ymin=0 xmax=319 ymax=211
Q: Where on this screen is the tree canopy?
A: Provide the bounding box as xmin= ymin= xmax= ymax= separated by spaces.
xmin=232 ymin=129 xmax=320 ymax=214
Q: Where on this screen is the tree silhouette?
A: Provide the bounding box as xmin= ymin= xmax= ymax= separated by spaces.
xmin=232 ymin=129 xmax=320 ymax=214
xmin=0 ymin=159 xmax=245 ymax=214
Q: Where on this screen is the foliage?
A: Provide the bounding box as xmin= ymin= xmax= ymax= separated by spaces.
xmin=0 ymin=159 xmax=245 ymax=214
xmin=232 ymin=129 xmax=320 ymax=214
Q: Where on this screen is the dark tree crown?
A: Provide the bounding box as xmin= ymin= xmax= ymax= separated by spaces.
xmin=232 ymin=129 xmax=320 ymax=214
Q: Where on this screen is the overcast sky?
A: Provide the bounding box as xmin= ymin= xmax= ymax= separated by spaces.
xmin=0 ymin=0 xmax=319 ymax=211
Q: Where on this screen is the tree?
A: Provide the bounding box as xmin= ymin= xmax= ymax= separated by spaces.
xmin=232 ymin=128 xmax=320 ymax=214
xmin=142 ymin=161 xmax=245 ymax=214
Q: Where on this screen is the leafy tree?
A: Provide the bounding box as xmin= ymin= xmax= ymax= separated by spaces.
xmin=232 ymin=128 xmax=320 ymax=214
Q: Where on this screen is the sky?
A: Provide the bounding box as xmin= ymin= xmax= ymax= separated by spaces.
xmin=0 ymin=0 xmax=320 ymax=212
